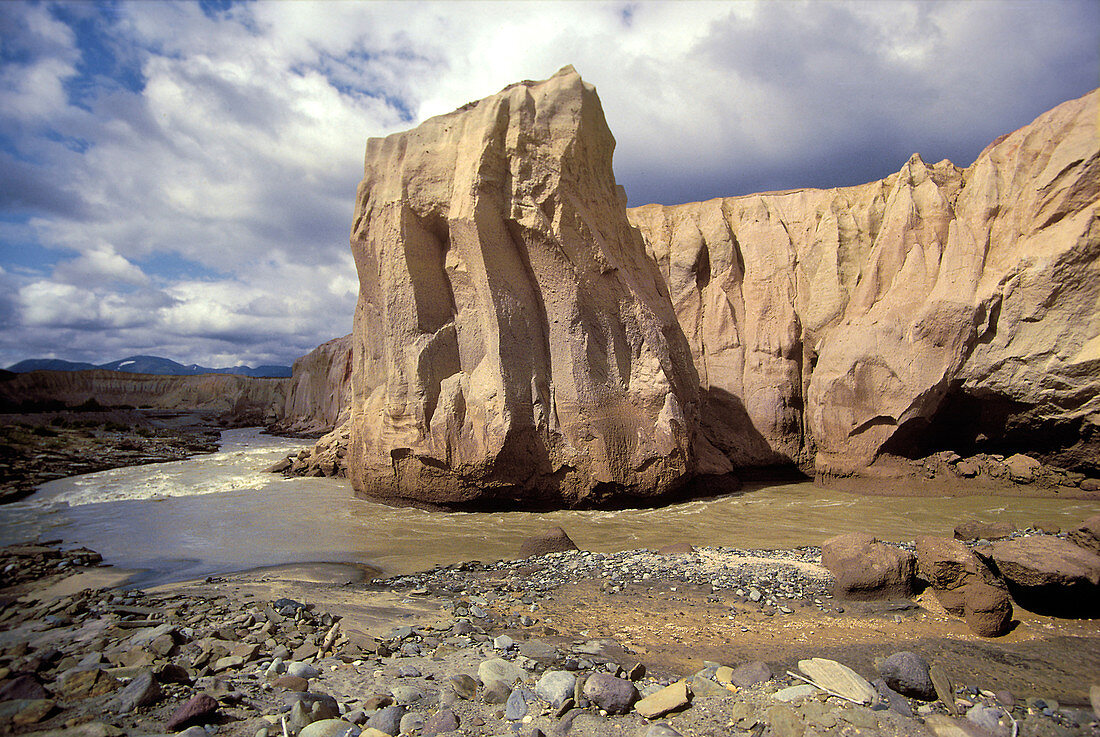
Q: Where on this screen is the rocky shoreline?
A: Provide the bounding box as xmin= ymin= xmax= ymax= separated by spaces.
xmin=0 ymin=411 xmax=227 ymax=505
xmin=1 ymin=527 xmax=1097 ymax=737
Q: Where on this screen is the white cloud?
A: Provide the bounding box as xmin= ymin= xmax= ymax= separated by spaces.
xmin=1 ymin=0 xmax=1096 ymax=367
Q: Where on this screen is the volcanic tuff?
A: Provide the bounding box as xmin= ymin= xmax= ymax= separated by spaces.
xmin=630 ymin=89 xmax=1100 ymax=475
xmin=344 ymin=66 xmax=723 ymax=507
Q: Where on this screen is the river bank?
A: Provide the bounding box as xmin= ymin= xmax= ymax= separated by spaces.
xmin=0 ymin=411 xmax=224 ymax=505
xmin=1 ymin=534 xmax=1097 ymax=737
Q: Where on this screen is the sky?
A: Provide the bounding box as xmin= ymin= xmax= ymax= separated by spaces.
xmin=1 ymin=0 xmax=1097 ymax=370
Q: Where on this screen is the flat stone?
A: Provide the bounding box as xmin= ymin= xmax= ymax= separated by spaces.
xmin=634 ymin=680 xmax=690 ymax=719
xmin=60 ymin=669 xmax=120 ymax=700
xmin=688 ymin=674 xmax=728 ymax=697
xmin=773 ymin=684 xmax=818 ymax=702
xmin=924 ymin=714 xmax=993 ymax=736
xmin=165 ymin=693 xmax=219 ymax=730
xmin=0 ymin=674 xmax=48 ymax=701
xmin=797 ymin=658 xmax=876 ymax=704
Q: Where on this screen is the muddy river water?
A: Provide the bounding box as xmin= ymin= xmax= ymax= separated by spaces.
xmin=2 ymin=428 xmax=1096 ymax=587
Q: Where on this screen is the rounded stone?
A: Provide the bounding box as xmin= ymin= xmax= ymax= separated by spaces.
xmin=298 ymin=720 xmax=359 ymax=737
xmin=535 ymin=670 xmax=576 ymax=707
xmin=877 ymin=652 xmax=935 ymax=701
xmin=582 ymin=672 xmax=637 ymax=715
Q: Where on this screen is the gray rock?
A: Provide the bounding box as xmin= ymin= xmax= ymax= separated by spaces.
xmin=399 ymin=712 xmax=424 ymax=734
xmin=391 ymin=685 xmax=424 ymax=704
xmin=872 ymin=678 xmax=913 ymax=717
xmin=535 ymin=670 xmax=576 ymax=707
xmin=298 ymin=720 xmax=359 ymax=737
xmin=113 ymin=671 xmax=161 ymax=713
xmin=877 ymin=651 xmax=935 ymax=700
xmin=366 ymin=705 xmax=405 ymax=736
xmin=482 ymin=680 xmax=511 ymax=704
xmin=287 ymin=661 xmax=320 ymax=679
xmin=582 ymin=672 xmax=637 ymax=715
xmin=493 ymin=634 xmax=515 ymax=650
xmin=422 ymin=708 xmax=459 ymax=736
xmin=397 ymin=665 xmax=421 ymax=678
xmin=643 ymin=725 xmax=684 ymax=737
xmin=505 ymin=687 xmax=531 ymax=720
xmin=729 ymin=661 xmax=772 ymax=687
xmin=772 ymin=684 xmax=818 ymax=702
xmin=478 ymin=657 xmax=524 ymax=687
xmin=967 ymin=705 xmax=1008 ymax=735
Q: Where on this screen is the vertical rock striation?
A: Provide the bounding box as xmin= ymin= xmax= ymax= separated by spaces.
xmin=630 ymin=89 xmax=1099 ymax=475
xmin=275 ymin=334 xmax=353 ymax=436
xmin=345 ymin=67 xmax=724 ymax=507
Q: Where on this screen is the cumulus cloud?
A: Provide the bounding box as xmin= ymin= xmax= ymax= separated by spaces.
xmin=0 ymin=0 xmax=1096 ymax=367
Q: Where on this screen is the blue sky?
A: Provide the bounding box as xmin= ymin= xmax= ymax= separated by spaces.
xmin=1 ymin=0 xmax=1097 ymax=369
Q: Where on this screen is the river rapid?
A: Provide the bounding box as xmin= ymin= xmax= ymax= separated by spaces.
xmin=1 ymin=428 xmax=1096 ymax=588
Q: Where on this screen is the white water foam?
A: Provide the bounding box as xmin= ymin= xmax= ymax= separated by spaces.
xmin=31 ymin=428 xmax=308 ymax=508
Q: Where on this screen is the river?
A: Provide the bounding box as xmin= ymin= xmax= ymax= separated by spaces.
xmin=1 ymin=428 xmax=1096 ymax=588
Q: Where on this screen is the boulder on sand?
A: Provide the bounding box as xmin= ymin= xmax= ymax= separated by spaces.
xmin=983 ymin=535 xmax=1100 ymax=616
xmin=519 ymin=527 xmax=579 ymax=558
xmin=1068 ymin=514 xmax=1100 ymax=557
xmin=821 ymin=533 xmax=916 ymax=600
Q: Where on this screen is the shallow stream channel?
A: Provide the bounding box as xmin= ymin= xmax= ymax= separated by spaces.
xmin=1 ymin=428 xmax=1097 ymax=588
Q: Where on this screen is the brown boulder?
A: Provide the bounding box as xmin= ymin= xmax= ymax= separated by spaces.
xmin=916 ymin=536 xmax=981 ymax=590
xmin=1068 ymin=514 xmax=1100 ymax=556
xmin=165 ymin=692 xmax=219 ymax=730
xmin=931 ymin=586 xmax=967 ymax=617
xmin=821 ymin=533 xmax=916 ymax=600
xmin=60 ymin=668 xmax=120 ymax=700
xmin=963 ymin=582 xmax=1013 ymax=637
xmin=519 ymin=527 xmax=579 ymax=558
xmin=986 ymin=535 xmax=1100 ymax=616
xmin=953 ymin=520 xmax=1016 ymax=542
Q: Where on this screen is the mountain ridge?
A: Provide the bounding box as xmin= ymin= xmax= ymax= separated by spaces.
xmin=7 ymin=355 xmax=292 ymax=378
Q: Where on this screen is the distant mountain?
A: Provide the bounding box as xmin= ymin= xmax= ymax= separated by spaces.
xmin=7 ymin=354 xmax=292 ymax=378
xmin=7 ymin=358 xmax=99 ymax=373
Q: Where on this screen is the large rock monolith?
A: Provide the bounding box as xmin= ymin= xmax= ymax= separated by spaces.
xmin=344 ymin=67 xmax=728 ymax=508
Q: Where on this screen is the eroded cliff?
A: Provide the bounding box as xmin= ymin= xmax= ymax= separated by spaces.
xmin=345 ymin=66 xmax=724 ymax=507
xmin=0 ymin=369 xmax=289 ymax=423
xmin=273 ymin=334 xmax=353 ymax=436
xmin=629 ymin=90 xmax=1099 ymax=475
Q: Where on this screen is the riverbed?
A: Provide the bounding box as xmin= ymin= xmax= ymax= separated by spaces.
xmin=2 ymin=428 xmax=1097 ymax=588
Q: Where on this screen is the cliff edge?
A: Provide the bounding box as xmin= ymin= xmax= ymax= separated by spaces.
xmin=629 ymin=89 xmax=1099 ymax=476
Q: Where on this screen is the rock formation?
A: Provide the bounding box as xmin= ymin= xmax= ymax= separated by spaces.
xmin=274 ymin=334 xmax=353 ymax=436
xmin=629 ymin=89 xmax=1099 ymax=476
xmin=0 ymin=369 xmax=288 ymax=423
xmin=344 ymin=66 xmax=725 ymax=507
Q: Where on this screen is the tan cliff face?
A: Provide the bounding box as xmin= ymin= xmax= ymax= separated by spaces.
xmin=273 ymin=334 xmax=353 ymax=436
xmin=629 ymin=89 xmax=1099 ymax=475
xmin=344 ymin=66 xmax=721 ymax=507
xmin=0 ymin=369 xmax=289 ymax=421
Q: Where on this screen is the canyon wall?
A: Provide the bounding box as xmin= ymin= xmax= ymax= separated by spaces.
xmin=629 ymin=89 xmax=1099 ymax=475
xmin=0 ymin=369 xmax=290 ymax=422
xmin=344 ymin=66 xmax=726 ymax=508
xmin=273 ymin=334 xmax=353 ymax=436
